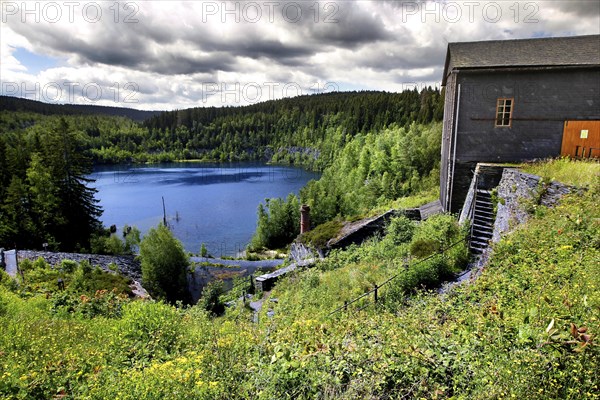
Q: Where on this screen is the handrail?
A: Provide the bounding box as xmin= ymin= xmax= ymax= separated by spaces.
xmin=327 ymin=235 xmax=468 ymax=317
xmin=467 ymin=173 xmax=479 ymax=250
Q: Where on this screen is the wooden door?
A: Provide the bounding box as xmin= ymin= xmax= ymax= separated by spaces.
xmin=561 ymin=121 xmax=600 ymax=158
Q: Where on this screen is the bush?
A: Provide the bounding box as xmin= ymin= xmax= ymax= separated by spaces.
xmin=139 ymin=224 xmax=190 ymax=303
xmin=119 ymin=300 xmax=184 ymax=362
xmin=385 ymin=215 xmax=415 ymax=245
xmin=250 ymin=194 xmax=300 ymax=250
xmin=60 ymin=259 xmax=77 ymax=274
xmin=298 ymin=219 xmax=343 ymax=249
xmin=198 ymin=280 xmax=225 ymax=316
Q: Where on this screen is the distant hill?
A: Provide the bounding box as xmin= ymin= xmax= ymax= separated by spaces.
xmin=0 ymin=96 xmax=161 ymax=122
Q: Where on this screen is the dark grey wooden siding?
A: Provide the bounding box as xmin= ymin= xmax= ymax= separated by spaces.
xmin=439 ymin=72 xmax=457 ymax=210
xmin=442 ymin=67 xmax=600 ymax=213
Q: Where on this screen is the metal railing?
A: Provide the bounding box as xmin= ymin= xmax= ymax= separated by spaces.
xmin=327 ymin=235 xmax=469 ymax=317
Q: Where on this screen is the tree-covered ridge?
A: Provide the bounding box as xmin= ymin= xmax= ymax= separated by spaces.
xmin=0 ymin=95 xmax=160 ymax=122
xmin=1 ymin=89 xmax=443 ymax=168
xmin=143 ymin=89 xmax=443 ymax=168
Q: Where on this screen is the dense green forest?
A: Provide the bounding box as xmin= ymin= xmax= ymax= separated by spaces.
xmin=1 ymin=89 xmax=443 ymax=168
xmin=143 ymin=89 xmax=443 ymax=169
xmin=0 ymin=117 xmax=102 ymax=251
xmin=251 ymin=122 xmax=442 ymax=249
xmin=0 ymin=89 xmax=443 ymax=252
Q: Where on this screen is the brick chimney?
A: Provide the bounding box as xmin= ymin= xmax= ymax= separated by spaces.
xmin=300 ymin=204 xmax=311 ymax=234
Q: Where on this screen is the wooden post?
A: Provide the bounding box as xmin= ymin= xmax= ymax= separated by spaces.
xmin=344 ymin=300 xmax=348 ymax=312
xmin=162 ymin=196 xmax=167 ymax=226
xmin=374 ymin=284 xmax=378 ymax=303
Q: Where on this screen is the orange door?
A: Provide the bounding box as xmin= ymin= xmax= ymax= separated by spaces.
xmin=561 ymin=121 xmax=600 ymax=158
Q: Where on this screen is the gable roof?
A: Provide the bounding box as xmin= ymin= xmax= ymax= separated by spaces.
xmin=442 ymin=35 xmax=600 ymax=85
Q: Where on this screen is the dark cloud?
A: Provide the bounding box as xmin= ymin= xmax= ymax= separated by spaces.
xmin=289 ymin=1 xmax=392 ymax=47
xmin=354 ymin=40 xmax=446 ymax=72
xmin=548 ymin=1 xmax=600 ymax=17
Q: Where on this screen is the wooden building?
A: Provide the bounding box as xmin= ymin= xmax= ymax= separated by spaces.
xmin=440 ymin=35 xmax=600 ymax=213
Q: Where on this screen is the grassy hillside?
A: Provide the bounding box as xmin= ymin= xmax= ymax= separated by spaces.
xmin=1 ymin=160 xmax=598 ymax=399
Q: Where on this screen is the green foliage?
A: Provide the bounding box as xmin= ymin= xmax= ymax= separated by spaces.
xmin=60 ymin=259 xmax=77 ymax=274
xmin=385 ymin=215 xmax=414 ymax=245
xmin=0 ymin=117 xmax=102 ymax=251
xmin=250 ymin=193 xmax=300 ymax=250
xmin=14 ymin=256 xmax=132 ymax=299
xmin=253 ymin=122 xmax=441 ymax=250
xmin=139 ymin=224 xmax=190 ymax=303
xmin=301 ymin=122 xmax=442 ymax=227
xmin=0 ymin=179 xmax=597 ymax=398
xmin=521 ymin=157 xmax=600 ymax=187
xmin=119 ymin=300 xmax=185 ymax=362
xmin=69 ymin=264 xmax=132 ymax=296
xmin=90 ymin=225 xmax=141 ymax=255
xmin=52 ymin=289 xmax=130 ymax=319
xmin=200 ymin=243 xmax=208 ymax=257
xmin=198 ymin=280 xmax=226 ymax=316
xmin=298 ymin=219 xmax=343 ymax=248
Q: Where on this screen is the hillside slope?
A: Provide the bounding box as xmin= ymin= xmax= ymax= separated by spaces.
xmin=1 ymin=160 xmax=597 ymax=399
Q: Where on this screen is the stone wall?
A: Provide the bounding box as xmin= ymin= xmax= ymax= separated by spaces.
xmin=492 ymin=169 xmax=574 ymax=243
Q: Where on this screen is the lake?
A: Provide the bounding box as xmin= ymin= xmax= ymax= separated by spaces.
xmin=91 ymin=163 xmax=320 ymax=256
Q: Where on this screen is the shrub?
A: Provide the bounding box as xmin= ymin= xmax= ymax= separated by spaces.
xmin=198 ymin=280 xmax=225 ymax=316
xmin=139 ymin=224 xmax=190 ymax=304
xmin=119 ymin=300 xmax=184 ymax=361
xmin=409 ymin=238 xmax=439 ymax=258
xmin=60 ymin=259 xmax=77 ymax=274
xmin=298 ymin=219 xmax=343 ymax=249
xmin=250 ymin=194 xmax=300 ymax=250
xmin=385 ymin=215 xmax=415 ymax=245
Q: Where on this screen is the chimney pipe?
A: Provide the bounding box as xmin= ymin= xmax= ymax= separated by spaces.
xmin=300 ymin=204 xmax=311 ymax=234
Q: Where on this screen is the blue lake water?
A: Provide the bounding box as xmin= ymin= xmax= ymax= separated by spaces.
xmin=90 ymin=163 xmax=319 ymax=256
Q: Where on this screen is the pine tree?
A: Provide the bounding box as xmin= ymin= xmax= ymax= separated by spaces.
xmin=42 ymin=118 xmax=102 ymax=250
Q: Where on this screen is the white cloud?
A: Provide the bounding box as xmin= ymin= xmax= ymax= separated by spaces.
xmin=1 ymin=0 xmax=598 ymax=110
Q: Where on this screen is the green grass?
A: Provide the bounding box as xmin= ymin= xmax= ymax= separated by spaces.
xmin=521 ymin=157 xmax=600 ymax=187
xmin=0 ymin=160 xmax=598 ymax=399
xmin=297 ymin=219 xmax=344 ymax=248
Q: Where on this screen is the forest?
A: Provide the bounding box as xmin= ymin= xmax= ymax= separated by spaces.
xmin=0 ymin=89 xmax=443 ymax=252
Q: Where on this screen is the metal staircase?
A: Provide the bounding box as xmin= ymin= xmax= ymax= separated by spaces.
xmin=469 ymin=189 xmax=496 ymax=254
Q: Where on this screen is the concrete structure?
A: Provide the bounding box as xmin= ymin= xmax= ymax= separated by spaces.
xmin=440 ymin=35 xmax=600 ymax=213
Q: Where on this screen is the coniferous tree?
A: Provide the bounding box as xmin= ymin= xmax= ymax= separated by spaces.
xmin=43 ymin=118 xmax=102 ymax=250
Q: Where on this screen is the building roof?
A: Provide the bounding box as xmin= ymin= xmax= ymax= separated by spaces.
xmin=442 ymin=35 xmax=600 ymax=85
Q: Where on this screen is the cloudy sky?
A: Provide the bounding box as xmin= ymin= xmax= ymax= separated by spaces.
xmin=1 ymin=0 xmax=599 ymax=110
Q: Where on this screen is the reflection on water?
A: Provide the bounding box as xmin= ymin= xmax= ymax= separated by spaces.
xmin=91 ymin=163 xmax=319 ymax=256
